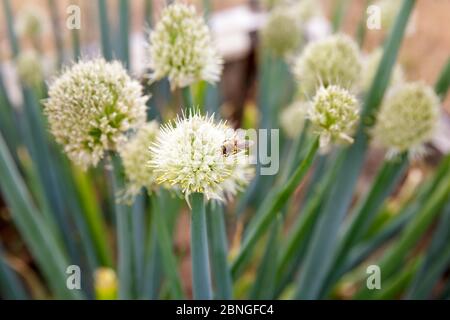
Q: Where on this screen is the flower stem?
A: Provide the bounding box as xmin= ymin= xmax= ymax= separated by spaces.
xmin=231 ymin=136 xmax=319 ymax=278
xmin=107 ymin=154 xmax=133 ymax=299
xmin=190 ymin=193 xmax=213 ymax=299
xmin=182 ymin=86 xmax=194 ymax=111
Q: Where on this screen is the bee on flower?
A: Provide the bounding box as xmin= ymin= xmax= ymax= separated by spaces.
xmin=149 ymin=112 xmax=254 ymax=203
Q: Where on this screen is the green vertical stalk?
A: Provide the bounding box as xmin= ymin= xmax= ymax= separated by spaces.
xmin=144 ymin=0 xmax=153 ymax=27
xmin=434 ymin=57 xmax=450 ymax=99
xmin=0 ymin=74 xmax=18 ymax=153
xmin=0 ymin=243 xmax=28 ymax=299
xmin=2 ymin=0 xmax=19 ymax=57
xmin=98 ymin=0 xmax=112 ymax=60
xmin=152 ymin=195 xmax=184 ymax=299
xmin=119 ymin=0 xmax=130 ymax=68
xmin=206 ymin=204 xmax=233 ymax=299
xmin=48 ymin=0 xmax=65 ymax=67
xmin=131 ymin=193 xmax=145 ymax=296
xmin=191 ymin=193 xmax=213 ymax=299
xmin=331 ymin=0 xmax=349 ymax=33
xmin=142 ymin=212 xmax=163 ymax=299
xmin=182 ymin=87 xmax=194 ymax=111
xmin=356 ymin=0 xmax=370 ymax=47
xmin=295 ymin=0 xmax=416 ymax=300
xmin=319 ymin=155 xmax=408 ymax=297
xmin=71 ymin=28 xmax=81 ymax=61
xmin=231 ymin=137 xmax=319 ymax=278
xmin=107 ymin=155 xmax=133 ymax=299
xmin=406 ymin=201 xmax=450 ymax=299
xmin=73 ymin=167 xmax=113 ymax=267
xmin=202 ymin=0 xmax=211 ymax=19
xmin=354 ymin=167 xmax=450 ymax=299
xmin=250 ymin=216 xmax=281 ymax=299
xmin=0 ymin=133 xmax=83 ymax=299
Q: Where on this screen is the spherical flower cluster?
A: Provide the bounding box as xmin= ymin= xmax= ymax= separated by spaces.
xmin=375 ymin=0 xmax=401 ymax=31
xmin=150 ymin=112 xmax=254 ymax=202
xmin=280 ymin=100 xmax=308 ymax=139
xmin=15 ymin=5 xmax=47 ymax=40
xmin=119 ymin=121 xmax=159 ymax=198
xmin=361 ymin=48 xmax=404 ymax=92
xmin=293 ymin=34 xmax=362 ymax=97
xmin=308 ymin=85 xmax=359 ymax=149
xmin=261 ymin=7 xmax=303 ymax=58
xmin=44 ymin=58 xmax=148 ymax=169
xmin=291 ymin=0 xmax=321 ymax=23
xmin=147 ymin=3 xmax=223 ymax=90
xmin=372 ymin=82 xmax=439 ymax=158
xmin=16 ymin=50 xmax=44 ymax=88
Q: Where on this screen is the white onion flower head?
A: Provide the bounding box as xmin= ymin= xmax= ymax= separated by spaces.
xmin=262 ymin=7 xmax=303 ymax=58
xmin=309 ymin=85 xmax=359 ymax=149
xmin=16 ymin=50 xmax=44 ymax=88
xmin=44 ymin=58 xmax=148 ymax=169
xmin=362 ymin=48 xmax=404 ymax=92
xmin=15 ymin=5 xmax=47 ymax=40
xmin=150 ymin=112 xmax=254 ymax=202
xmin=147 ymin=2 xmax=223 ymax=90
xmin=119 ymin=121 xmax=159 ymax=199
xmin=280 ymin=100 xmax=308 ymax=139
xmin=263 ymin=0 xmax=320 ymax=19
xmin=372 ymin=82 xmax=440 ymax=158
xmin=293 ymin=34 xmax=362 ymax=97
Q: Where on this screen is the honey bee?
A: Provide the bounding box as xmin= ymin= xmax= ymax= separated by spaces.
xmin=222 ymin=135 xmax=251 ymax=157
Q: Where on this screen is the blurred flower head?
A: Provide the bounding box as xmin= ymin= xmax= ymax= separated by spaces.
xmin=15 ymin=5 xmax=47 ymax=41
xmin=263 ymin=0 xmax=320 ymax=20
xmin=308 ymin=85 xmax=359 ymax=149
xmin=375 ymin=0 xmax=401 ymax=31
xmin=280 ymin=100 xmax=308 ymax=139
xmin=16 ymin=50 xmax=44 ymax=88
xmin=119 ymin=121 xmax=159 ymax=200
xmin=261 ymin=6 xmax=304 ymax=58
xmin=150 ymin=112 xmax=254 ymax=202
xmin=293 ymin=33 xmax=362 ymax=97
xmin=44 ymin=58 xmax=148 ymax=169
xmin=372 ymin=82 xmax=440 ymax=158
xmin=361 ymin=48 xmax=404 ymax=93
xmin=147 ymin=2 xmax=223 ymax=90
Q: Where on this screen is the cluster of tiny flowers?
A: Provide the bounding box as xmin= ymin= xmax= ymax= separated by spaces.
xmin=150 ymin=112 xmax=254 ymax=202
xmin=308 ymin=85 xmax=359 ymax=149
xmin=119 ymin=121 xmax=159 ymax=199
xmin=16 ymin=50 xmax=44 ymax=88
xmin=372 ymin=82 xmax=440 ymax=158
xmin=361 ymin=48 xmax=404 ymax=92
xmin=147 ymin=2 xmax=223 ymax=90
xmin=375 ymin=0 xmax=401 ymax=31
xmin=293 ymin=34 xmax=362 ymax=97
xmin=262 ymin=7 xmax=303 ymax=58
xmin=44 ymin=58 xmax=148 ymax=169
xmin=280 ymin=100 xmax=308 ymax=139
xmin=15 ymin=5 xmax=47 ymax=40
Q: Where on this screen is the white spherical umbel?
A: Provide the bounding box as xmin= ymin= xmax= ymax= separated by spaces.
xmin=44 ymin=58 xmax=148 ymax=169
xmin=147 ymin=3 xmax=223 ymax=90
xmin=150 ymin=112 xmax=254 ymax=202
xmin=372 ymin=82 xmax=440 ymax=158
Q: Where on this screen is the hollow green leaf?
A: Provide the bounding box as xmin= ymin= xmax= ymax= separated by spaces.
xmin=191 ymin=193 xmax=213 ymax=299
xmin=232 ymin=137 xmax=319 ymax=278
xmin=0 ymin=133 xmax=83 ymax=299
xmin=295 ymin=0 xmax=416 ymax=299
xmin=206 ymin=204 xmax=233 ymax=299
